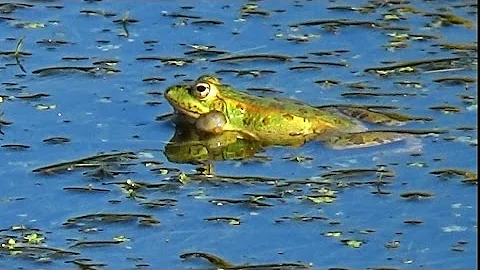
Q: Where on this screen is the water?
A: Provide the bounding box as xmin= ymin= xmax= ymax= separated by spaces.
xmin=0 ymin=0 xmax=477 ymax=268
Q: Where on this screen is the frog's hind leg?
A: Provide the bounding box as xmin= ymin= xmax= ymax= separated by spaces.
xmin=324 ymin=131 xmax=410 ymax=150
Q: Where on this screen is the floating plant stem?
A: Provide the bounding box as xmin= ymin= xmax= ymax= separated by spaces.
xmin=14 ymin=37 xmax=27 ymax=73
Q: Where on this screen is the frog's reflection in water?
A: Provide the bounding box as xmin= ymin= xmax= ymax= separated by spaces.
xmin=164 ymin=121 xmax=265 ymax=164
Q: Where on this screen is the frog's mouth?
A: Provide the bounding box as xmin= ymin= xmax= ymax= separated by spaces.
xmin=164 ymin=95 xmax=201 ymax=119
xmin=173 ymin=106 xmax=201 ymax=119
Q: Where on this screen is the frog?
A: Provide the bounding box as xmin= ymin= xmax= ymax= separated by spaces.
xmin=164 ymin=75 xmax=408 ymax=149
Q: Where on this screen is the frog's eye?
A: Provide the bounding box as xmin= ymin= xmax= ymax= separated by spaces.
xmin=192 ymin=82 xmax=211 ymax=99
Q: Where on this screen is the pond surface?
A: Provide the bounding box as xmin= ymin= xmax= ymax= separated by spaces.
xmin=0 ymin=0 xmax=477 ymax=269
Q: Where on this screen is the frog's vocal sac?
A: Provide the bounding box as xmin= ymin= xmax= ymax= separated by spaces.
xmin=164 ymin=75 xmax=405 ymax=148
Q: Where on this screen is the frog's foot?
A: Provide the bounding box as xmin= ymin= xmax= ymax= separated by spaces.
xmin=324 ymin=131 xmax=411 ymax=150
xmin=335 ymin=106 xmax=408 ymax=126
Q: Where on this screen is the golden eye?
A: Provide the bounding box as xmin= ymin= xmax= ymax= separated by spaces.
xmin=192 ymin=82 xmax=211 ymax=99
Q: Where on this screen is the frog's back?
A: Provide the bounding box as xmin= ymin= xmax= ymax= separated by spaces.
xmin=220 ymin=87 xmax=363 ymax=143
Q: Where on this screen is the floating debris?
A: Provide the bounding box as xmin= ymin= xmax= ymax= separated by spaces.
xmin=32 ymin=66 xmax=120 ymax=76
xmin=459 ymin=94 xmax=477 ymax=105
xmin=43 ymin=136 xmax=71 ymax=144
xmin=80 ymin=9 xmax=116 ymax=17
xmin=384 ymin=240 xmax=401 ymax=249
xmin=36 ymin=38 xmax=73 ymax=46
xmin=82 ymin=166 xmax=119 ymax=180
xmin=326 ymin=5 xmax=375 ymax=13
xmin=345 ymin=81 xmax=380 ymax=90
xmin=191 ymin=19 xmax=224 ymax=25
xmin=140 ymin=198 xmax=177 ymax=208
xmin=289 ymin=65 xmax=322 ymax=71
xmin=35 ymin=103 xmax=56 ymax=110
xmin=180 ymin=252 xmax=233 ymax=269
xmin=0 ymin=3 xmax=34 ymax=13
xmin=61 ymin=56 xmax=90 ymax=61
xmin=15 ymin=93 xmax=50 ymax=100
xmin=13 ymin=21 xmax=45 ymax=29
xmin=180 ymin=252 xmax=310 ymax=269
xmin=400 ymin=191 xmax=434 ymax=199
xmin=323 ymin=231 xmax=342 ymax=237
xmin=437 ymin=42 xmax=477 ymax=52
xmin=69 ymin=239 xmax=126 ymax=248
xmin=341 ymin=239 xmax=365 ymax=248
xmin=283 ymin=154 xmax=314 ymax=163
xmin=290 ymin=19 xmax=385 ymax=28
xmin=63 ymin=213 xmax=159 ymax=227
xmin=184 ymin=48 xmax=229 ymax=56
xmin=240 ymin=3 xmax=271 ymax=17
xmin=246 ymin=87 xmax=283 ymax=94
xmin=136 ymin=56 xmax=193 ymax=66
xmin=216 ymin=69 xmax=276 ymax=77
xmin=113 ymin=11 xmax=138 ymax=37
xmin=0 ymin=37 xmax=30 ymax=73
xmin=0 ymin=40 xmax=31 ymax=57
xmin=277 ymin=215 xmax=328 ymax=222
xmin=66 ymin=259 xmax=107 ymax=269
xmin=300 ymin=61 xmax=348 ymax=67
xmin=321 ymin=167 xmax=395 ymax=180
xmin=142 ymin=77 xmax=166 ymax=83
xmin=92 ymin=59 xmax=120 ymax=66
xmin=430 ymin=168 xmax=477 ymax=184
xmin=0 ymin=112 xmax=12 ymax=135
xmin=32 ymin=151 xmax=137 ymax=174
xmin=315 ymin=79 xmax=340 ymax=87
xmin=425 ymin=12 xmax=474 ymax=28
xmin=394 ymin=80 xmax=424 ymax=88
xmin=163 ymin=12 xmax=201 ymax=19
xmin=103 ymin=179 xmax=177 ymax=191
xmin=305 ymin=194 xmax=337 ymax=204
xmin=63 ymin=185 xmax=111 ymax=193
xmin=145 ymin=100 xmax=162 ymax=106
xmin=211 ymin=54 xmax=292 ymax=63
xmin=364 ymin=57 xmax=469 ymax=75
xmin=155 ymin=113 xmax=174 ymax=122
xmin=428 ymin=105 xmax=461 ymax=114
xmin=0 ymin=225 xmax=79 ymax=261
xmin=433 ymin=77 xmax=476 ymax=85
xmin=204 ymin=216 xmax=241 ymax=225
xmin=284 ymin=34 xmax=320 ymax=43
xmin=309 ymin=49 xmax=350 ymax=56
xmin=1 ymin=143 xmax=30 ymax=150
xmin=403 ymin=219 xmax=424 ymax=225
xmin=209 ymin=197 xmax=273 ymax=207
xmin=341 ymin=92 xmax=417 ymax=98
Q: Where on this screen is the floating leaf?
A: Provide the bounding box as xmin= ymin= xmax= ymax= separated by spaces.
xmin=306 ymin=195 xmax=336 ymax=204
xmin=14 ymin=21 xmax=45 ymax=28
xmin=23 ymin=233 xmax=44 ymax=244
xmin=342 ymin=239 xmax=364 ymax=248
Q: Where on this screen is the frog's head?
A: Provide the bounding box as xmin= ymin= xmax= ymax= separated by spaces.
xmin=165 ymin=75 xmax=223 ymax=119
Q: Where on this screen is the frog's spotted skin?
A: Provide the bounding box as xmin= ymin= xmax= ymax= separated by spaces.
xmin=165 ymin=75 xmax=403 ymax=148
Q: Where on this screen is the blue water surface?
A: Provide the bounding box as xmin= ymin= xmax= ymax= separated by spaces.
xmin=0 ymin=0 xmax=477 ymax=269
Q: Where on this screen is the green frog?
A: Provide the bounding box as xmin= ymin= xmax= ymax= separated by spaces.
xmin=164 ymin=75 xmax=407 ymax=149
